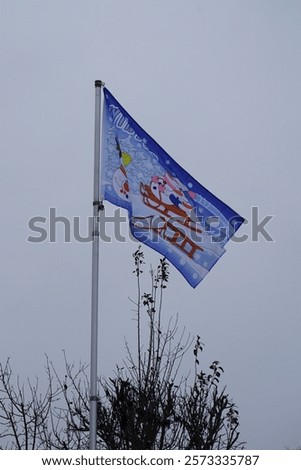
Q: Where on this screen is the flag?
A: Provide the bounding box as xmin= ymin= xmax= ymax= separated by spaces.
xmin=101 ymin=88 xmax=244 ymax=288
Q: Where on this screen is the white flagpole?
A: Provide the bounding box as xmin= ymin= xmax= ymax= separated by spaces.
xmin=89 ymin=79 xmax=104 ymax=450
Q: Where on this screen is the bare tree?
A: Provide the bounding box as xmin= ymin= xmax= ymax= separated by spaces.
xmin=0 ymin=249 xmax=244 ymax=450
xmin=0 ymin=358 xmax=58 ymax=449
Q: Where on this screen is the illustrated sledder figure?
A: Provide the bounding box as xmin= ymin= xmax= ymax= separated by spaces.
xmin=140 ymin=172 xmax=202 ymax=234
xmin=138 ymin=172 xmax=207 ymax=259
xmin=147 ymin=173 xmax=197 ymax=217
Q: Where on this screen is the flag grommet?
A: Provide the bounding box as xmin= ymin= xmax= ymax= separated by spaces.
xmin=95 ymin=80 xmax=105 ymax=88
xmin=93 ymin=200 xmax=104 ymax=211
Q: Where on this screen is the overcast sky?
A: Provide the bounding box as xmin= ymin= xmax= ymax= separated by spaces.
xmin=0 ymin=0 xmax=300 ymax=450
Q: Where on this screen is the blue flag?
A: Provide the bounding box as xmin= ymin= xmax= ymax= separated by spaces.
xmin=101 ymin=88 xmax=244 ymax=288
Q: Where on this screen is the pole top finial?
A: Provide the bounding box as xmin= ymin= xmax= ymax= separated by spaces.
xmin=95 ymin=80 xmax=105 ymax=88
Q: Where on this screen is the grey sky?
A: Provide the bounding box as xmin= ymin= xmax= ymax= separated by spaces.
xmin=0 ymin=0 xmax=300 ymax=450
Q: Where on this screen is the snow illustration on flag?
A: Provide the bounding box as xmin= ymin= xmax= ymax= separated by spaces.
xmin=101 ymin=88 xmax=244 ymax=288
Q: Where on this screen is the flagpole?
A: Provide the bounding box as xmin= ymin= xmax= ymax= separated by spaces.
xmin=89 ymin=79 xmax=104 ymax=450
